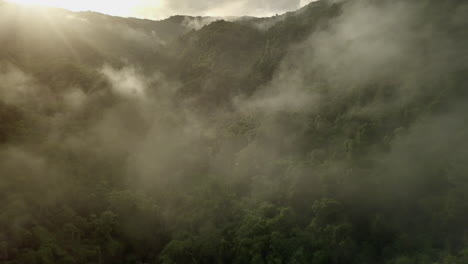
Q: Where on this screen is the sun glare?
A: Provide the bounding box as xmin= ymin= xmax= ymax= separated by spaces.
xmin=6 ymin=0 xmax=155 ymax=17
xmin=9 ymin=0 xmax=85 ymax=11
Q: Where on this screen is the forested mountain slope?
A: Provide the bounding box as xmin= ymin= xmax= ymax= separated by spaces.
xmin=1 ymin=0 xmax=468 ymax=263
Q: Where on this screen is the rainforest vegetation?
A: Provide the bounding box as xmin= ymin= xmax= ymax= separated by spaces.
xmin=1 ymin=0 xmax=468 ymax=263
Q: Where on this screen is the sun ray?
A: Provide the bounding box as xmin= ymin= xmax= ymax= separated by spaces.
xmin=5 ymin=0 xmax=160 ymax=18
xmin=38 ymin=7 xmax=81 ymax=62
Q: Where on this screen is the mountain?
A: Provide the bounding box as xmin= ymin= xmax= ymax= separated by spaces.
xmin=1 ymin=0 xmax=468 ymax=263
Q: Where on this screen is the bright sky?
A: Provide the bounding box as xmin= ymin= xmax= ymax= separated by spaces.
xmin=7 ymin=0 xmax=317 ymax=19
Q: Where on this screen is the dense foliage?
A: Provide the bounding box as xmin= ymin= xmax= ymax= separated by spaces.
xmin=1 ymin=0 xmax=468 ymax=263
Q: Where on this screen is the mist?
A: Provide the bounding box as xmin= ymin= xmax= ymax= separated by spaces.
xmin=1 ymin=0 xmax=468 ymax=263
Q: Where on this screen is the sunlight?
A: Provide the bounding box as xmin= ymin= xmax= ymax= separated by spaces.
xmin=9 ymin=0 xmax=86 ymax=11
xmin=6 ymin=0 xmax=158 ymax=17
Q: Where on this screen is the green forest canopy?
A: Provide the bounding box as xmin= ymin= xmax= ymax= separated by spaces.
xmin=1 ymin=0 xmax=468 ymax=263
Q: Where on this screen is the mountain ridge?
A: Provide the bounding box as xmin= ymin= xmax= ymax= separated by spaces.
xmin=1 ymin=0 xmax=468 ymax=263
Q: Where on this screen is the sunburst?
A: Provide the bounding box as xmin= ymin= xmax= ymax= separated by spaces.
xmin=5 ymin=0 xmax=154 ymax=17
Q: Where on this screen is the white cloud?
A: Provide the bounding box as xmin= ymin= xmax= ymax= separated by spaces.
xmin=134 ymin=0 xmax=302 ymax=18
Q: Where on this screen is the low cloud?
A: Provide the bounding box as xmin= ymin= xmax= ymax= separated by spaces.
xmin=134 ymin=0 xmax=304 ymax=19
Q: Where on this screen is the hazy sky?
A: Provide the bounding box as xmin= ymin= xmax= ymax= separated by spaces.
xmin=9 ymin=0 xmax=317 ymax=19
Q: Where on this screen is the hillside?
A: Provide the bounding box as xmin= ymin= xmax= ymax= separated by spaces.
xmin=1 ymin=0 xmax=468 ymax=263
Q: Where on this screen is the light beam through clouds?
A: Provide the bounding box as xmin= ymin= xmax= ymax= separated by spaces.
xmin=7 ymin=0 xmax=318 ymax=19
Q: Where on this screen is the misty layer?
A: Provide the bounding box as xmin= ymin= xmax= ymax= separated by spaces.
xmin=1 ymin=0 xmax=468 ymax=263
